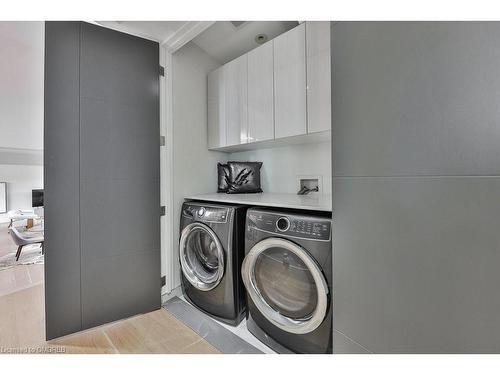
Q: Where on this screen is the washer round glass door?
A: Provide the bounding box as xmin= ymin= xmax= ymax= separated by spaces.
xmin=179 ymin=222 xmax=225 ymax=291
xmin=242 ymin=237 xmax=329 ymax=334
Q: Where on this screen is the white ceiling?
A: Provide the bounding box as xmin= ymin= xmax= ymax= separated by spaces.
xmin=96 ymin=21 xmax=190 ymax=43
xmin=96 ymin=21 xmax=299 ymax=63
xmin=192 ymin=21 xmax=299 ymax=64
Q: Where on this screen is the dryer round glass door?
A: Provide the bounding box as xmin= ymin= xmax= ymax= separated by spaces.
xmin=179 ymin=222 xmax=225 ymax=291
xmin=242 ymin=237 xmax=329 ymax=334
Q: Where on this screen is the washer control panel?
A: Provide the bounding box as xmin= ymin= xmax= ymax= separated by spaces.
xmin=183 ymin=205 xmax=228 ymax=222
xmin=248 ymin=211 xmax=331 ymax=241
xmin=276 ymin=217 xmax=290 ymax=232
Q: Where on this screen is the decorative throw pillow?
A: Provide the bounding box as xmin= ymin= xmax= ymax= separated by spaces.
xmin=217 ymin=163 xmax=231 ymax=193
xmin=227 ymin=161 xmax=263 ymax=194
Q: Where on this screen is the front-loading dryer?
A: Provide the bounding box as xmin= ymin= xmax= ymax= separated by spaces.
xmin=179 ymin=201 xmax=247 ymax=326
xmin=242 ymin=208 xmax=333 ymax=353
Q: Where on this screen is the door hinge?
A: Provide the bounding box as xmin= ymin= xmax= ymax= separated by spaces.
xmin=161 ymin=275 xmax=166 ymax=287
xmin=159 ymin=66 xmax=165 ymax=77
xmin=160 ymin=206 xmax=166 ymax=216
xmin=160 ymin=135 xmax=166 ymax=146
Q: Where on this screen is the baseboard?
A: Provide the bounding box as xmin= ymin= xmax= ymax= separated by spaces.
xmin=161 ymin=285 xmax=182 ymax=305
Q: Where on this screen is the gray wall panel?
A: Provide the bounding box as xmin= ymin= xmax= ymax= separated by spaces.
xmin=44 ymin=21 xmax=82 ymax=340
xmin=332 ymin=22 xmax=500 ymax=177
xmin=332 ymin=22 xmax=500 ymax=353
xmin=334 ymin=177 xmax=500 ymax=353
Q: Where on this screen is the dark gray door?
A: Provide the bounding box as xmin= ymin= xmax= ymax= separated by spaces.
xmin=45 ymin=22 xmax=160 ymax=339
xmin=44 ymin=21 xmax=82 ymax=340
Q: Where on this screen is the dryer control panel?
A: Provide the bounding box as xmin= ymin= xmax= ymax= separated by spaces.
xmin=248 ymin=211 xmax=331 ymax=241
xmin=182 ymin=204 xmax=228 ymax=223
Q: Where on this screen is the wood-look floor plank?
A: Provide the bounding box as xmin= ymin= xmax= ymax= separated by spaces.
xmin=103 ymin=309 xmax=220 ymax=354
xmin=1 ymin=226 xmax=221 ymax=354
xmin=103 ymin=318 xmax=175 ymax=354
xmin=0 ymin=275 xmax=221 ymax=354
xmin=47 ymin=329 xmax=117 ymax=354
xmin=13 ymin=283 xmax=45 ymax=346
xmin=0 ymin=291 xmax=20 ymax=347
xmin=0 ymin=283 xmax=45 ymax=348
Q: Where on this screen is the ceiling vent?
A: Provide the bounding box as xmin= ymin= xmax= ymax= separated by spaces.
xmin=255 ymin=34 xmax=268 ymax=44
xmin=230 ymin=21 xmax=247 ymax=29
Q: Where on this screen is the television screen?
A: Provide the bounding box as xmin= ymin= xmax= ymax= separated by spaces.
xmin=32 ymin=189 xmax=44 ymax=208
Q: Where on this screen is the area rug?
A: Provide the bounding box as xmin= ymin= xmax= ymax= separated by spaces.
xmin=0 ymin=244 xmax=44 ymax=271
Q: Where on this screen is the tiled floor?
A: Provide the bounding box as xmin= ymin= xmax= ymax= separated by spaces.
xmin=212 ymin=313 xmax=276 ymax=354
xmin=165 ymin=296 xmax=263 ymax=354
xmin=170 ymin=295 xmax=272 ymax=354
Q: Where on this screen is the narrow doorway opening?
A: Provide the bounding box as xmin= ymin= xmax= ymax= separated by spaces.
xmin=0 ymin=21 xmax=46 ymax=348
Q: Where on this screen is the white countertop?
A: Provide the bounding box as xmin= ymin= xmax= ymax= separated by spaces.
xmin=185 ymin=192 xmax=332 ymax=212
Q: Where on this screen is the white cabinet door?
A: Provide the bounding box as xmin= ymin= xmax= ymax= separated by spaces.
xmin=207 ymin=66 xmax=226 ymax=149
xmin=225 ymin=54 xmax=248 ymax=146
xmin=273 ymin=23 xmax=307 ymax=139
xmin=306 ymin=21 xmax=331 ymax=134
xmin=248 ymin=41 xmax=274 ymax=142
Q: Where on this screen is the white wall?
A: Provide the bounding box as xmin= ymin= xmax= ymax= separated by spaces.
xmin=0 ymin=21 xmax=44 ymax=224
xmin=0 ymin=22 xmax=44 ymax=151
xmin=171 ymin=42 xmax=227 ymax=289
xmin=0 ymin=164 xmax=43 ymax=223
xmin=228 ymin=141 xmax=331 ymax=195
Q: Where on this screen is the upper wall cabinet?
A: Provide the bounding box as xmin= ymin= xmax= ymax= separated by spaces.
xmin=306 ymin=22 xmax=331 ymax=133
xmin=225 ymin=54 xmax=248 ymax=146
xmin=207 ymin=22 xmax=331 ymax=152
xmin=207 ymin=66 xmax=226 ymax=149
xmin=248 ymin=41 xmax=274 ymax=143
xmin=273 ymin=22 xmax=307 ymax=139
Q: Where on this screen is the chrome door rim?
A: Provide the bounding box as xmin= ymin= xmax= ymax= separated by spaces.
xmin=179 ymin=222 xmax=225 ymax=291
xmin=242 ymin=237 xmax=329 ymax=334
